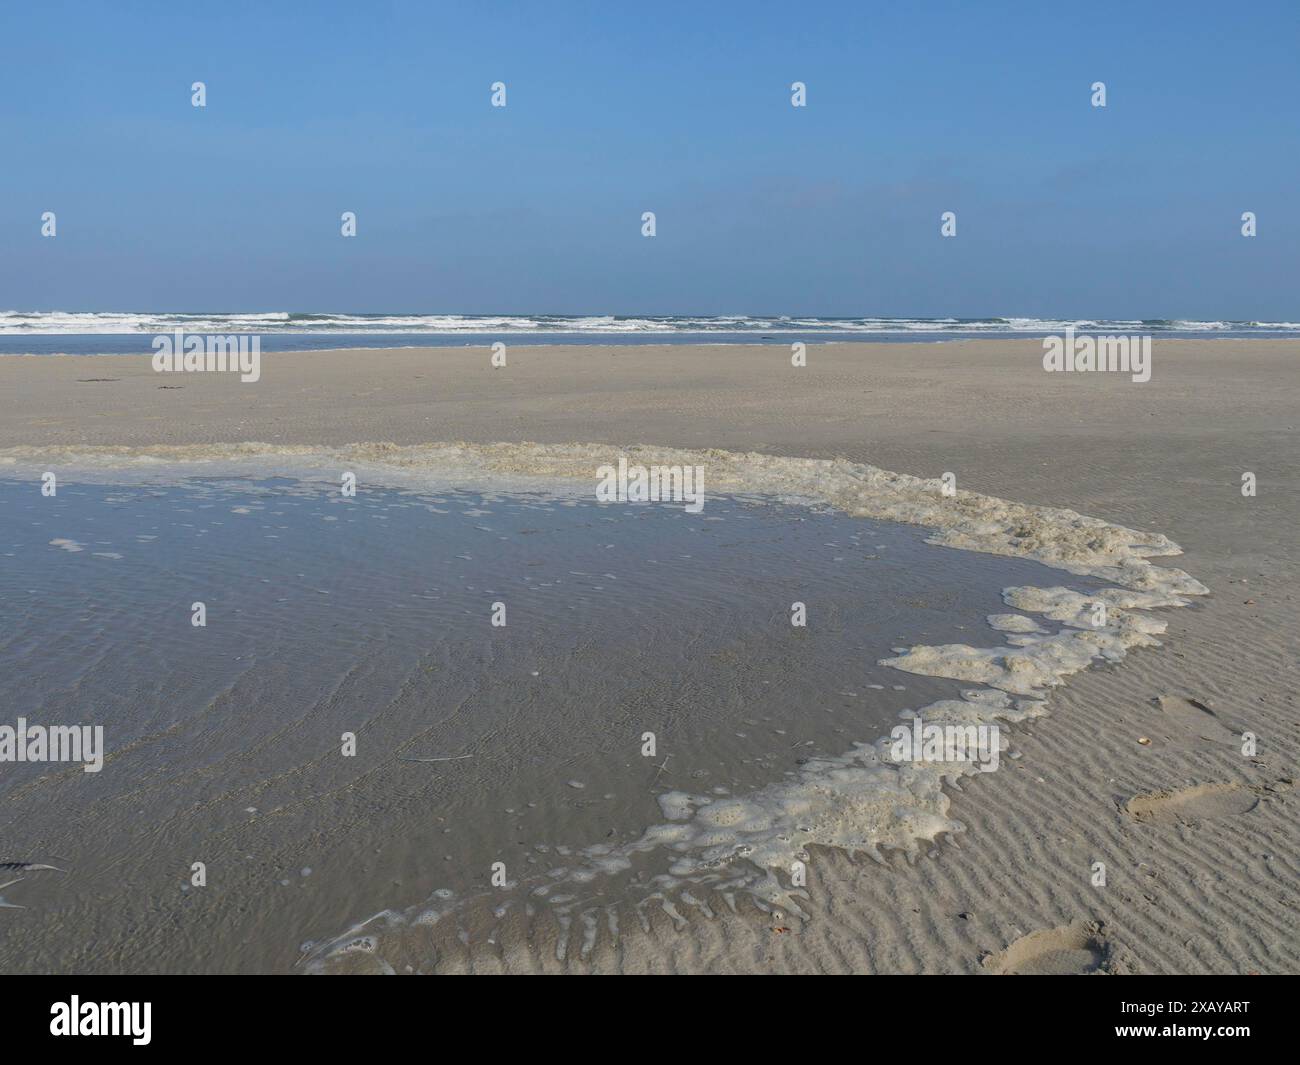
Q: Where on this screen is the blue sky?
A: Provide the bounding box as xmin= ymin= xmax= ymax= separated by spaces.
xmin=1 ymin=0 xmax=1296 ymax=318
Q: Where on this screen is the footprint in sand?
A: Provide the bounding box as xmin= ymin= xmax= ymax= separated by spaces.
xmin=1144 ymin=694 xmax=1236 ymax=748
xmin=1124 ymin=781 xmax=1261 ymax=823
xmin=981 ymin=920 xmax=1109 ymax=975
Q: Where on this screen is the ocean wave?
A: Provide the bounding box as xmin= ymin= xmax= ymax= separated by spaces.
xmin=2 ymin=311 xmax=1297 ymax=337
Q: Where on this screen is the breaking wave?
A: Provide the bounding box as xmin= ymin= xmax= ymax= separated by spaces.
xmin=3 ymin=310 xmax=1298 ymax=337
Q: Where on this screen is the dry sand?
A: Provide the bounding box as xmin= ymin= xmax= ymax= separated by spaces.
xmin=2 ymin=338 xmax=1297 ymax=973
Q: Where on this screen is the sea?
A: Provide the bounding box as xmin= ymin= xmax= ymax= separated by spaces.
xmin=1 ymin=311 xmax=1296 ymax=356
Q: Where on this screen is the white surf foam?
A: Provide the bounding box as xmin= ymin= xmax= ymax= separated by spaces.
xmin=3 ymin=310 xmax=1297 ymax=336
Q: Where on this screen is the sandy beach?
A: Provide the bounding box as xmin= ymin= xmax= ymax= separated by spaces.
xmin=1 ymin=337 xmax=1296 ymax=974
